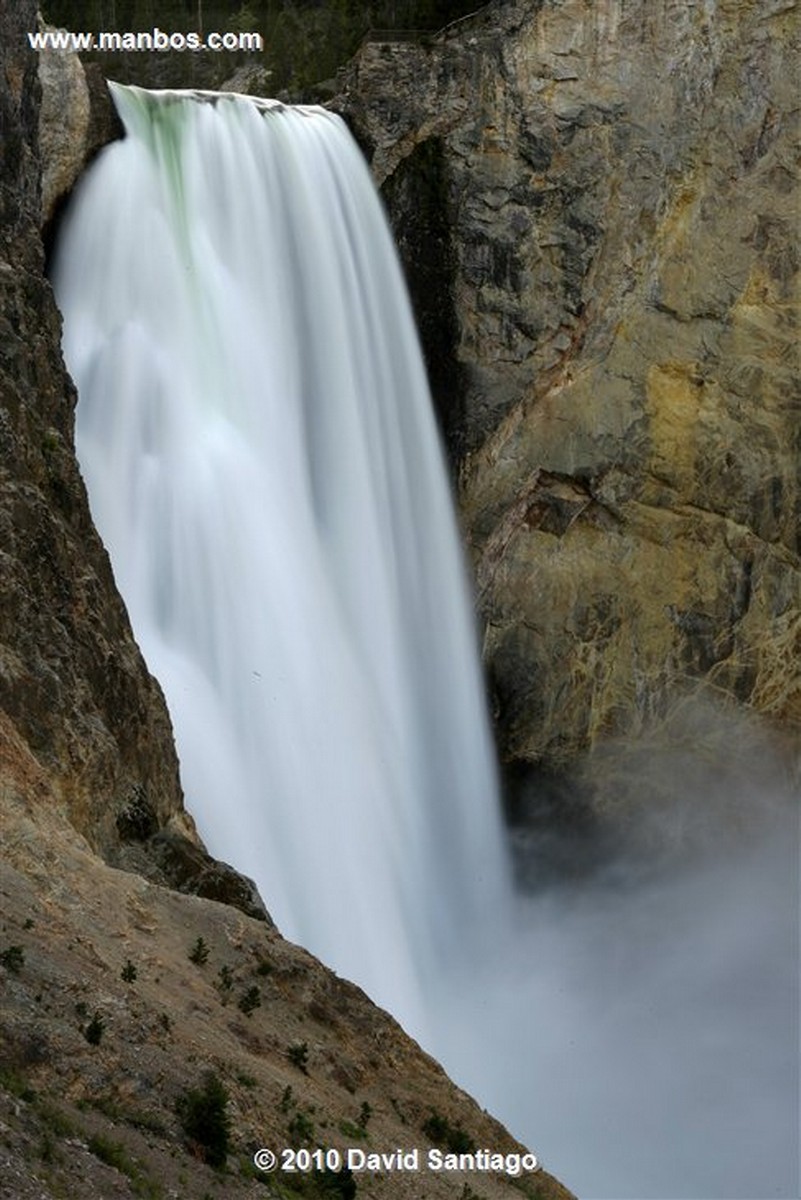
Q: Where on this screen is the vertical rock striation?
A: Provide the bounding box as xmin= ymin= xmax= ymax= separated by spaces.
xmin=337 ymin=0 xmax=800 ymax=774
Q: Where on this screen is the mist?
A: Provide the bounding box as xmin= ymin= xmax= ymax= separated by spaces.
xmin=433 ymin=702 xmax=800 ymax=1199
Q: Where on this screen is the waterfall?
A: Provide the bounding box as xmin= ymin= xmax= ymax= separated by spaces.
xmin=53 ymin=84 xmax=511 ymax=1036
xmin=53 ymin=84 xmax=799 ymax=1199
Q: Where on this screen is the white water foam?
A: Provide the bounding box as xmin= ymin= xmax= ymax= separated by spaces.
xmin=53 ymin=84 xmax=511 ymax=1037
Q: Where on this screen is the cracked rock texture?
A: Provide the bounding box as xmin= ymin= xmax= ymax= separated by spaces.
xmin=337 ymin=0 xmax=800 ymax=773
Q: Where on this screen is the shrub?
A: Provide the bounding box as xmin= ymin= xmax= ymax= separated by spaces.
xmin=238 ymin=985 xmax=261 ymax=1016
xmin=318 ymin=1166 xmax=358 ymax=1197
xmin=188 ymin=937 xmax=209 ymax=966
xmin=84 ymin=1012 xmax=105 ymax=1046
xmin=422 ymin=1110 xmax=475 ymax=1154
xmin=176 ymin=1071 xmax=231 ymax=1168
xmin=87 ymin=1134 xmax=161 ymax=1197
xmin=0 ymin=1067 xmax=36 ymax=1103
xmin=38 ymin=1102 xmax=76 ymax=1138
xmin=287 ymin=1107 xmax=314 ymax=1145
xmin=39 ymin=1131 xmax=57 ymax=1164
xmin=121 ymin=959 xmax=137 ymax=983
xmin=338 ymin=1120 xmax=367 ymax=1141
xmin=288 ymin=1041 xmax=309 ymax=1073
xmin=0 ymin=945 xmax=25 ymax=973
xmin=87 ymin=1133 xmax=134 ymax=1173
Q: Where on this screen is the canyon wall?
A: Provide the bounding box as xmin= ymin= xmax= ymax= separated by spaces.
xmin=0 ymin=1 xmax=190 ymax=858
xmin=338 ymin=0 xmax=800 ymax=782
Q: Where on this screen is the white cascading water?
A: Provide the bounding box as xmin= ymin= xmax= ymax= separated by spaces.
xmin=54 ymin=85 xmax=799 ymax=1199
xmin=53 ymin=84 xmax=511 ymax=1038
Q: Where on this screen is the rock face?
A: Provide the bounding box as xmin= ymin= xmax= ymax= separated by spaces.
xmin=38 ymin=39 xmax=122 ymax=228
xmin=337 ymin=0 xmax=800 ymax=776
xmin=0 ymin=1 xmax=191 ymax=858
xmin=37 ymin=24 xmax=91 ymax=226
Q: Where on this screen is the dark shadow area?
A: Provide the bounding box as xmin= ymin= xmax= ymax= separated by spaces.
xmin=380 ymin=137 xmax=466 ymax=471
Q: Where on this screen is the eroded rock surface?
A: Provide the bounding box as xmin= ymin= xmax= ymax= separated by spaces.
xmin=337 ymin=0 xmax=800 ymax=773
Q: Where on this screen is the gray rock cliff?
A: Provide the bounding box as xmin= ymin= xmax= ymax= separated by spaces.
xmin=336 ymin=0 xmax=800 ymax=779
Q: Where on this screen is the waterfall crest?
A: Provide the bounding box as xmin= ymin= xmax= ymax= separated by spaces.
xmin=53 ymin=84 xmax=511 ymax=1032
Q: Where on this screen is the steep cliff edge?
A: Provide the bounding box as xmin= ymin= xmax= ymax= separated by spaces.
xmin=338 ymin=0 xmax=800 ymax=779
